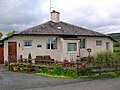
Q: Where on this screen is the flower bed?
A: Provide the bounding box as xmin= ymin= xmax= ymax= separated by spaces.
xmin=9 ymin=63 xmax=34 ymax=73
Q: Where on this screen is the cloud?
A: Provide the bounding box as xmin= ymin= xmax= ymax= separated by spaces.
xmin=0 ymin=0 xmax=120 ymax=35
xmin=0 ymin=0 xmax=45 ymax=35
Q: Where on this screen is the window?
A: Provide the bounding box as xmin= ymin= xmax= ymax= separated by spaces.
xmin=24 ymin=40 xmax=32 ymax=46
xmin=106 ymin=42 xmax=110 ymax=50
xmin=47 ymin=37 xmax=57 ymax=49
xmin=96 ymin=40 xmax=102 ymax=46
xmin=80 ymin=39 xmax=85 ymax=49
xmin=67 ymin=43 xmax=77 ymax=51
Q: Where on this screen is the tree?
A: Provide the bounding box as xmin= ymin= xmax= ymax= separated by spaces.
xmin=0 ymin=32 xmax=3 ymax=40
xmin=6 ymin=30 xmax=18 ymax=37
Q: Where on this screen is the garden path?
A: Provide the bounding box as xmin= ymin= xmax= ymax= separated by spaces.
xmin=0 ymin=64 xmax=8 ymax=71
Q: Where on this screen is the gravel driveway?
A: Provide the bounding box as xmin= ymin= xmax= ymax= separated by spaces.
xmin=0 ymin=71 xmax=92 ymax=90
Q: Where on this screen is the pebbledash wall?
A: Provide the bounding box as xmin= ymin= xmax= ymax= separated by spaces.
xmin=63 ymin=36 xmax=113 ymax=61
xmin=4 ymin=35 xmax=113 ymax=62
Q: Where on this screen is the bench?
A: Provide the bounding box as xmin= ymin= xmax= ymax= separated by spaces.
xmin=35 ymin=55 xmax=54 ymax=65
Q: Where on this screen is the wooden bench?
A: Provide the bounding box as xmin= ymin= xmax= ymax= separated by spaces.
xmin=35 ymin=55 xmax=54 ymax=65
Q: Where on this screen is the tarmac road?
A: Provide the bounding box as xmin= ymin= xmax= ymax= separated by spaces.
xmin=24 ymin=77 xmax=120 ymax=90
xmin=0 ymin=71 xmax=120 ymax=90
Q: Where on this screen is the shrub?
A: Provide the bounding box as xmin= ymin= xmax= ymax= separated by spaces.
xmin=79 ymin=69 xmax=94 ymax=76
xmin=25 ymin=63 xmax=32 ymax=68
xmin=93 ymin=51 xmax=119 ymax=67
xmin=28 ymin=53 xmax=32 ymax=63
xmin=81 ymin=57 xmax=88 ymax=61
xmin=65 ymin=68 xmax=78 ymax=77
xmin=81 ymin=56 xmax=94 ymax=62
xmin=53 ymin=64 xmax=65 ymax=75
xmin=17 ymin=63 xmax=23 ymax=68
xmin=41 ymin=67 xmax=49 ymax=73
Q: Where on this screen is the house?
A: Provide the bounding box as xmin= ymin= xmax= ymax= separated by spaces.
xmin=0 ymin=10 xmax=114 ymax=63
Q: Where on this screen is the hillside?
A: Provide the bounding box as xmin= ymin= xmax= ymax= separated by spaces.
xmin=108 ymin=33 xmax=120 ymax=41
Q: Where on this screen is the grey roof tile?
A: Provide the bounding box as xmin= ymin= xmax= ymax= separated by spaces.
xmin=19 ymin=21 xmax=107 ymax=37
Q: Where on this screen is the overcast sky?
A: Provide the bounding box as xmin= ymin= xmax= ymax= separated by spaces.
xmin=0 ymin=0 xmax=120 ymax=35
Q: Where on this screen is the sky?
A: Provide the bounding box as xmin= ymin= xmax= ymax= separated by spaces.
xmin=0 ymin=0 xmax=120 ymax=36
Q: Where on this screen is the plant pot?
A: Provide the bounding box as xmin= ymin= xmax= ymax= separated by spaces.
xmin=13 ymin=66 xmax=18 ymax=72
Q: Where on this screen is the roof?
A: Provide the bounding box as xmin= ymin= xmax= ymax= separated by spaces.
xmin=0 ymin=21 xmax=116 ymax=42
xmin=18 ymin=21 xmax=107 ymax=37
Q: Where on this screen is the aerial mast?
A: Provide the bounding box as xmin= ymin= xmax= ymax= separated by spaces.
xmin=50 ymin=0 xmax=52 ymax=20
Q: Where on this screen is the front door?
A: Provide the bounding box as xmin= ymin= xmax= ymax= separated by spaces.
xmin=8 ymin=42 xmax=17 ymax=62
xmin=0 ymin=46 xmax=4 ymax=64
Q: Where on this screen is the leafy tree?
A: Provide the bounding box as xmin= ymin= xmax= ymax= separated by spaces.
xmin=0 ymin=32 xmax=3 ymax=40
xmin=6 ymin=30 xmax=18 ymax=37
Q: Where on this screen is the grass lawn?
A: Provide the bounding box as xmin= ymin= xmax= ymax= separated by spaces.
xmin=113 ymin=47 xmax=120 ymax=58
xmin=114 ymin=47 xmax=120 ymax=50
xmin=114 ymin=52 xmax=120 ymax=57
xmin=36 ymin=72 xmax=117 ymax=79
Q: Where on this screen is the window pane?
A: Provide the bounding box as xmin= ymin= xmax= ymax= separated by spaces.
xmin=83 ymin=39 xmax=85 ymax=48
xmin=47 ymin=38 xmax=51 ymax=49
xmin=68 ymin=43 xmax=77 ymax=51
xmin=80 ymin=39 xmax=85 ymax=49
xmin=24 ymin=40 xmax=32 ymax=46
xmin=96 ymin=41 xmax=102 ymax=46
xmin=51 ymin=38 xmax=57 ymax=49
xmin=47 ymin=37 xmax=57 ymax=49
xmin=106 ymin=42 xmax=109 ymax=50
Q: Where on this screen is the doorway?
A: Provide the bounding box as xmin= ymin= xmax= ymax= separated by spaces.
xmin=8 ymin=42 xmax=17 ymax=62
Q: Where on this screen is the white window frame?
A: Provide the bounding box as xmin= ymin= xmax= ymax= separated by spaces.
xmin=24 ymin=40 xmax=32 ymax=47
xmin=106 ymin=42 xmax=110 ymax=50
xmin=80 ymin=39 xmax=86 ymax=49
xmin=96 ymin=40 xmax=102 ymax=46
xmin=67 ymin=43 xmax=77 ymax=52
xmin=46 ymin=37 xmax=57 ymax=50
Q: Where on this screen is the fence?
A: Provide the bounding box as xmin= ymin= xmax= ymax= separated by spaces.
xmin=56 ymin=60 xmax=120 ymax=76
xmin=76 ymin=61 xmax=120 ymax=76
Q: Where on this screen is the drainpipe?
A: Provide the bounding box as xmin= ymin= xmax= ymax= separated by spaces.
xmin=78 ymin=40 xmax=81 ymax=60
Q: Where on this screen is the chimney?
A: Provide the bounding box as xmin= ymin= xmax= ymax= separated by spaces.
xmin=51 ymin=10 xmax=60 ymax=22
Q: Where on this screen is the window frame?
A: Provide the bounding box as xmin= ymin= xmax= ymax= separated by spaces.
xmin=106 ymin=42 xmax=110 ymax=50
xmin=80 ymin=39 xmax=86 ymax=49
xmin=23 ymin=40 xmax=32 ymax=47
xmin=46 ymin=37 xmax=57 ymax=50
xmin=67 ymin=43 xmax=77 ymax=52
xmin=96 ymin=40 xmax=102 ymax=46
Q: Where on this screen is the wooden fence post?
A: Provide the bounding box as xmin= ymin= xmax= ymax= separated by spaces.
xmin=115 ymin=61 xmax=118 ymax=74
xmin=76 ymin=56 xmax=80 ymax=76
xmin=99 ymin=67 xmax=101 ymax=76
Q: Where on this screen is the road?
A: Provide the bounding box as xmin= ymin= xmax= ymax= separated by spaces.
xmin=25 ymin=77 xmax=120 ymax=90
xmin=0 ymin=71 xmax=120 ymax=90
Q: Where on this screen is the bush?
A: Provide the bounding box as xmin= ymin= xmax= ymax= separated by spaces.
xmin=65 ymin=69 xmax=78 ymax=77
xmin=81 ymin=57 xmax=88 ymax=61
xmin=81 ymin=56 xmax=94 ymax=62
xmin=53 ymin=64 xmax=65 ymax=75
xmin=93 ymin=51 xmax=119 ymax=67
xmin=41 ymin=67 xmax=49 ymax=73
xmin=40 ymin=64 xmax=78 ymax=77
xmin=28 ymin=53 xmax=32 ymax=63
xmin=25 ymin=63 xmax=32 ymax=68
xmin=79 ymin=69 xmax=94 ymax=76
